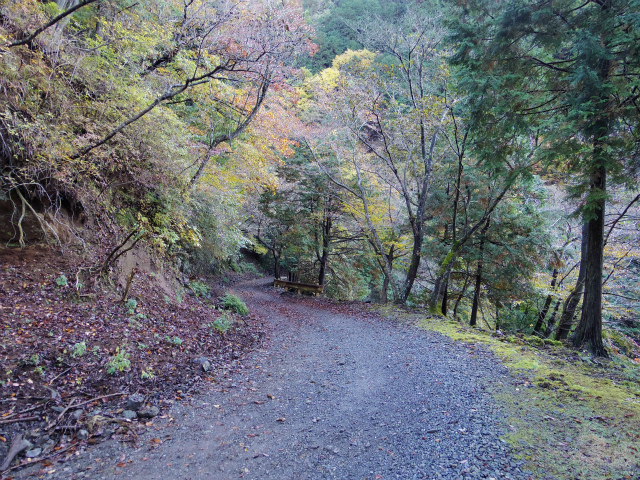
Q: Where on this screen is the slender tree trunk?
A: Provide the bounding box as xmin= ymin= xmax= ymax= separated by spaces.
xmin=381 ymin=274 xmax=390 ymax=304
xmin=317 ymin=215 xmax=332 ymax=286
xmin=397 ymin=229 xmax=423 ymax=304
xmin=378 ymin=245 xmax=395 ymax=304
xmin=470 ymin=216 xmax=490 ymax=326
xmin=428 ymin=180 xmax=513 ymax=311
xmin=544 ymin=298 xmax=562 ymax=338
xmin=556 ymin=222 xmax=589 ymax=340
xmin=442 ymin=279 xmax=449 ymax=316
xmin=533 ymin=268 xmax=558 ymax=334
xmin=274 ymin=252 xmax=281 ymax=279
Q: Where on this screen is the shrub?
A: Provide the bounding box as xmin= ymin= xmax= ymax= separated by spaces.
xmin=189 ymin=280 xmax=210 ymax=298
xmin=240 ymin=261 xmax=260 ymax=275
xmin=222 ymin=294 xmax=249 ymax=315
xmin=125 ymin=298 xmax=137 ymax=314
xmin=56 ymin=275 xmax=68 ymax=287
xmin=71 ymin=341 xmax=87 ymax=358
xmin=165 ymin=335 xmax=183 ymax=346
xmin=211 ymin=312 xmax=233 ymax=334
xmin=106 ymin=347 xmax=131 ymax=375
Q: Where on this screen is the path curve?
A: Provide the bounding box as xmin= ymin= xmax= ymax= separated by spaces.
xmin=21 ymin=279 xmax=528 ymax=479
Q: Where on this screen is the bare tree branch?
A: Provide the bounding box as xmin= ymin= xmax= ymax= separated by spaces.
xmin=7 ymin=0 xmax=100 ymax=48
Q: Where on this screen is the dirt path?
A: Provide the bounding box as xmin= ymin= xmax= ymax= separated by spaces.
xmin=16 ymin=279 xmax=529 ymax=479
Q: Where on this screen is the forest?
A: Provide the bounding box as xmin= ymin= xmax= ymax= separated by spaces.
xmin=1 ymin=0 xmax=640 ymax=477
xmin=1 ymin=0 xmax=639 ymax=358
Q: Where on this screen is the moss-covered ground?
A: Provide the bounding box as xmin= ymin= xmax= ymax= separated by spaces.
xmin=376 ymin=306 xmax=640 ymax=480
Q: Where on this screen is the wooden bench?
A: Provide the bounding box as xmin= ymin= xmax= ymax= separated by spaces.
xmin=273 ymin=279 xmax=324 ymax=296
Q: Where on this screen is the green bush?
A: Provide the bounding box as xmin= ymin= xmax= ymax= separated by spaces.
xmin=211 ymin=312 xmax=233 ymax=334
xmin=165 ymin=335 xmax=183 ymax=346
xmin=126 ymin=298 xmax=137 ymax=314
xmin=189 ymin=280 xmax=210 ymax=297
xmin=107 ymin=347 xmax=131 ymax=375
xmin=222 ymin=294 xmax=249 ymax=315
xmin=240 ymin=261 xmax=260 ymax=275
xmin=71 ymin=341 xmax=87 ymax=358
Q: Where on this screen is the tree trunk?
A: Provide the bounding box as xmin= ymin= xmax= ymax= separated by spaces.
xmin=317 ymin=215 xmax=332 ymax=286
xmin=533 ymin=268 xmax=558 ymax=334
xmin=470 ymin=216 xmax=490 ymax=326
xmin=377 ymin=245 xmax=395 ymax=304
xmin=570 ymin=1 xmax=611 ymax=356
xmin=274 ymin=253 xmax=281 ymax=279
xmin=428 ymin=180 xmax=513 ymax=311
xmin=544 ymin=298 xmax=562 ymax=338
xmin=442 ymin=279 xmax=449 ymax=316
xmin=555 ymin=222 xmax=588 ymax=340
xmin=571 ymin=166 xmax=607 ymax=357
xmin=429 ymin=251 xmax=457 ymax=312
xmin=381 ymin=274 xmax=389 ymax=304
xmin=397 ymin=228 xmax=423 ymax=304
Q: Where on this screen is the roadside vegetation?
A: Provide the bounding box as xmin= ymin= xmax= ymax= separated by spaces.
xmin=398 ymin=307 xmax=640 ymax=479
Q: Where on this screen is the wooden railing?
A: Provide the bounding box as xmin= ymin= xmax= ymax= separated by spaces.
xmin=273 ymin=279 xmax=324 ymax=295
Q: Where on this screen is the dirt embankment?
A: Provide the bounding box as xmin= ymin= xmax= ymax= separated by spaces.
xmin=0 ymin=245 xmax=264 ymax=477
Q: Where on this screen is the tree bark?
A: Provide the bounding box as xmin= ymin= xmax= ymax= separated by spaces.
xmin=441 ymin=278 xmax=449 ymax=316
xmin=470 ymin=216 xmax=490 ymax=326
xmin=571 ymin=165 xmax=607 ymax=356
xmin=274 ymin=252 xmax=281 ymax=279
xmin=317 ymin=214 xmax=332 ymax=286
xmin=453 ymin=267 xmax=471 ymax=319
xmin=555 ymin=222 xmax=588 ymax=340
xmin=381 ymin=273 xmax=390 ymax=304
xmin=544 ymin=298 xmax=562 ymax=338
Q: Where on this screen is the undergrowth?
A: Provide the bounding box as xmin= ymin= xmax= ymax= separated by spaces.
xmin=222 ymin=293 xmax=249 ymax=315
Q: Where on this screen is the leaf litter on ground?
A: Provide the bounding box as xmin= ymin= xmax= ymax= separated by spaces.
xmin=0 ymin=245 xmax=264 ymax=474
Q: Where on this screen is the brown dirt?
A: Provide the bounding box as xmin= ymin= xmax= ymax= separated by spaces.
xmin=0 ymin=244 xmax=264 ymax=476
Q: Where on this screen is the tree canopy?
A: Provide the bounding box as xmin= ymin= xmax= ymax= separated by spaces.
xmin=1 ymin=0 xmax=639 ymax=360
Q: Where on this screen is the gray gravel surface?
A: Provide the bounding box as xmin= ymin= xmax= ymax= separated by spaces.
xmin=14 ymin=279 xmax=530 ymax=479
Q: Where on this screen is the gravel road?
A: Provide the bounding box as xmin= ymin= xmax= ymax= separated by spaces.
xmin=17 ymin=279 xmax=530 ymax=479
